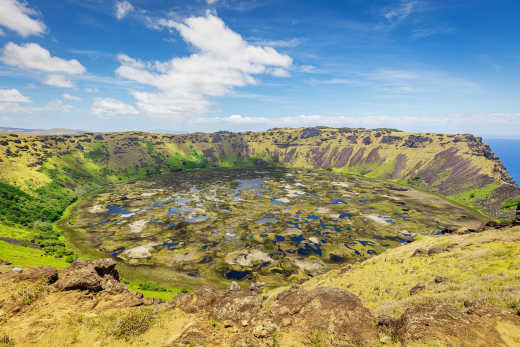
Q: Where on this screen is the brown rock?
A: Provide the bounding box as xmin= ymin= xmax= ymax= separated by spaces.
xmin=395 ymin=303 xmax=520 ymax=346
xmin=411 ymin=248 xmax=427 ymax=257
xmin=4 ymin=266 xmax=58 ymax=284
xmin=409 ymin=283 xmax=426 ymax=295
xmin=427 ymin=247 xmax=448 ymax=256
xmin=434 ymin=276 xmax=448 ymax=283
xmin=169 ymin=286 xmax=222 ymax=313
xmin=53 ymin=258 xmax=124 ymax=293
xmin=211 ymin=291 xmax=262 ymax=322
xmin=269 ymin=287 xmax=379 ymax=346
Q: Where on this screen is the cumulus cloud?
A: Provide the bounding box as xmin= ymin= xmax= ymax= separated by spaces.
xmin=63 ymin=93 xmax=82 ymax=101
xmin=0 ymin=88 xmax=30 ymax=103
xmin=0 ymin=0 xmax=46 ymax=37
xmin=116 ymin=13 xmax=292 ymax=118
xmin=1 ymin=42 xmax=86 ymax=74
xmin=44 ymin=74 xmax=74 ymax=88
xmin=92 ymin=98 xmax=139 ymax=117
xmin=115 ymin=1 xmax=134 ymax=20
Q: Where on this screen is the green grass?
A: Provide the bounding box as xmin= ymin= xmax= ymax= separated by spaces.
xmin=123 ymin=279 xmax=189 ymax=301
xmin=448 ymin=183 xmax=501 ymax=210
xmin=0 ymin=223 xmax=37 ymax=240
xmin=0 ymin=240 xmax=69 ymax=269
xmin=501 ymin=196 xmax=520 ymax=211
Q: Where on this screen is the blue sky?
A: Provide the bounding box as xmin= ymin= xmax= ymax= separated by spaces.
xmin=0 ymin=0 xmax=519 ymax=136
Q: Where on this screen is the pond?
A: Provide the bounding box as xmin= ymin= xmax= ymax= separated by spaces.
xmin=68 ymin=167 xmax=485 ymax=287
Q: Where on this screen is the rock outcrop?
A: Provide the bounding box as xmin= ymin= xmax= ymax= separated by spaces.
xmin=170 ymin=285 xmax=379 ymax=346
xmin=394 ymin=303 xmax=520 ymax=346
xmin=53 ymin=258 xmax=124 ymax=293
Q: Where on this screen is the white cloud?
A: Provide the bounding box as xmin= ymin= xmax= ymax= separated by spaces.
xmin=0 ymin=97 xmax=72 ymax=114
xmin=115 ymin=1 xmax=134 ymax=20
xmin=0 ymin=102 xmax=30 ymax=113
xmin=412 ymin=26 xmax=454 ymax=39
xmin=92 ymin=98 xmax=139 ymax=116
xmin=84 ymin=87 xmax=99 ymax=93
xmin=383 ymin=0 xmax=419 ymax=22
xmin=248 ymin=38 xmax=302 ymax=48
xmin=117 ymin=13 xmax=292 ymax=118
xmin=45 ymin=99 xmax=73 ymax=112
xmin=1 ymin=42 xmax=86 ymax=74
xmin=44 ymin=74 xmax=74 ymax=88
xmin=0 ymin=88 xmax=30 ymax=103
xmin=207 ymin=0 xmax=218 ymax=4
xmin=0 ymin=0 xmax=46 ymax=37
xmin=63 ymin=93 xmax=82 ymax=101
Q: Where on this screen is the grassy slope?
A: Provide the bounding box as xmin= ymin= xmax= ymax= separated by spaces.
xmin=0 ymin=240 xmax=69 ymax=269
xmin=298 ymin=226 xmax=520 ymax=317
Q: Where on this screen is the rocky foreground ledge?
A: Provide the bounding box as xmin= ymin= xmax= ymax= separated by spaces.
xmin=2 ymin=234 xmax=520 ymax=347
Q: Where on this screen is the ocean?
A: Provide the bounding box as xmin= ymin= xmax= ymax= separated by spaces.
xmin=485 ymin=139 xmax=520 ymax=185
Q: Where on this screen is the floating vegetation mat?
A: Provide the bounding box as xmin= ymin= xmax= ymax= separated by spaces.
xmin=65 ymin=168 xmax=485 ymax=287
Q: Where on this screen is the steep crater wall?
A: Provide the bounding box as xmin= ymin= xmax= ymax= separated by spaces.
xmin=0 ymin=127 xmax=518 ymax=220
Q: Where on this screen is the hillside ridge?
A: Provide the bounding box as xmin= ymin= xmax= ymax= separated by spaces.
xmin=0 ymin=127 xmax=518 ymax=221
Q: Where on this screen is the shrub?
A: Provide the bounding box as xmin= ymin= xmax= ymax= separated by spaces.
xmin=0 ymin=334 xmax=14 ymax=347
xmin=17 ymin=280 xmax=48 ymax=305
xmin=138 ymin=281 xmax=167 ymax=292
xmin=110 ymin=309 xmax=155 ymax=340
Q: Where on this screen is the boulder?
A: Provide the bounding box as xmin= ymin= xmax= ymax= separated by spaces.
xmin=229 ymin=281 xmax=241 ymax=291
xmin=411 ymin=248 xmax=427 ymax=257
xmin=427 ymin=247 xmax=449 ymax=256
xmin=170 ymin=286 xmax=222 ymax=314
xmin=434 ymin=276 xmax=448 ymax=283
xmin=409 ymin=283 xmax=426 ymax=295
xmin=211 ymin=291 xmax=262 ymax=322
xmin=171 ymin=285 xmax=262 ymax=323
xmin=53 ymin=258 xmax=122 ymax=292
